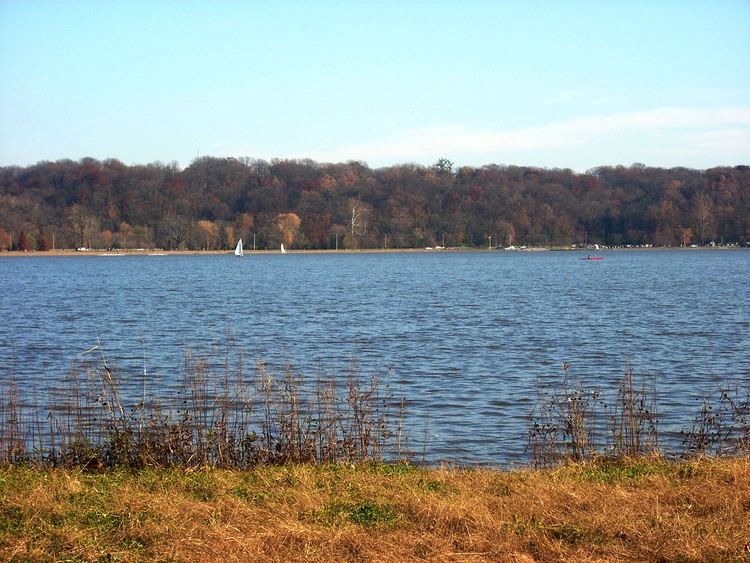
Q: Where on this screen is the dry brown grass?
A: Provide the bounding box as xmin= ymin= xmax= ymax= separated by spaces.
xmin=1 ymin=457 xmax=748 ymax=562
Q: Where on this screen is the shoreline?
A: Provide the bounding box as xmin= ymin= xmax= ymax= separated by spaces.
xmin=0 ymin=245 xmax=746 ymax=257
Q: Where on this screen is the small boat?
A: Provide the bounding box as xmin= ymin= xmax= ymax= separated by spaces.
xmin=280 ymin=243 xmax=286 ymax=254
xmin=578 ymin=255 xmax=604 ymax=261
xmin=234 ymin=239 xmax=244 ymax=257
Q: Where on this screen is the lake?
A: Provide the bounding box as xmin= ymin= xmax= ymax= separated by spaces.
xmin=1 ymin=249 xmax=748 ymax=465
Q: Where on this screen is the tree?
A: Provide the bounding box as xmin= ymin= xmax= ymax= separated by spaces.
xmin=235 ymin=213 xmax=254 ymax=242
xmin=433 ymin=157 xmax=454 ymax=175
xmin=0 ymin=228 xmax=11 ymax=251
xmin=160 ymin=215 xmax=194 ymax=250
xmin=275 ymin=213 xmax=301 ymax=248
xmin=37 ymin=230 xmax=51 ymax=251
xmin=67 ymin=204 xmax=98 ymax=248
xmin=119 ymin=222 xmax=132 ymax=248
xmin=692 ymin=192 xmax=715 ymax=245
xmin=681 ymin=227 xmax=693 ymax=247
xmin=131 ymin=224 xmax=155 ymax=248
xmin=17 ymin=230 xmax=29 ymax=251
xmin=0 ymin=158 xmax=748 ymax=251
xmin=97 ymin=230 xmax=115 ymax=249
xmin=197 ymin=220 xmax=219 ymax=250
xmin=222 ymin=225 xmax=236 ymax=250
xmin=348 ymin=198 xmax=369 ymax=241
xmin=497 ymin=220 xmax=516 ymax=247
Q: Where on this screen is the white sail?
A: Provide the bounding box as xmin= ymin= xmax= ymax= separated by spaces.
xmin=234 ymin=239 xmax=244 ymax=257
xmin=280 ymin=243 xmax=286 ymax=254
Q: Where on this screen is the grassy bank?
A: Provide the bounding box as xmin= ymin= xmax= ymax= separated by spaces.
xmin=1 ymin=458 xmax=748 ymax=561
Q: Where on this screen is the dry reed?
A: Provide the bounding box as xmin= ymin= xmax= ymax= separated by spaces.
xmin=0 ymin=340 xmax=404 ymax=469
xmin=1 ymin=342 xmax=748 ymax=469
xmin=528 ymin=363 xmax=748 ymax=466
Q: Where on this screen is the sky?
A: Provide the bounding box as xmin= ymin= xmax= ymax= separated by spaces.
xmin=1 ymin=0 xmax=749 ymax=171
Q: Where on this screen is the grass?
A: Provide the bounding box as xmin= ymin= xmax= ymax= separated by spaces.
xmin=1 ymin=458 xmax=748 ymax=562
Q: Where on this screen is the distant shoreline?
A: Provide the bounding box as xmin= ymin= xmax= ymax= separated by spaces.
xmin=0 ymin=245 xmax=746 ymax=257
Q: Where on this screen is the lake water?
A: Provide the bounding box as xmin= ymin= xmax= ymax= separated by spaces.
xmin=1 ymin=249 xmax=749 ymax=465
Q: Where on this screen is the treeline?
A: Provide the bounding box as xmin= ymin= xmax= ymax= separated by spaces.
xmin=0 ymin=157 xmax=748 ymax=250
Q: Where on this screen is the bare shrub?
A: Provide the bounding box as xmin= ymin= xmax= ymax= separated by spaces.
xmin=0 ymin=339 xmax=405 ymax=469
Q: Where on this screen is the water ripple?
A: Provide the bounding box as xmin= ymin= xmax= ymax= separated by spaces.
xmin=0 ymin=249 xmax=748 ymax=464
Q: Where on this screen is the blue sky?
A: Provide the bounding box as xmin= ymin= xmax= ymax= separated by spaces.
xmin=1 ymin=0 xmax=748 ymax=170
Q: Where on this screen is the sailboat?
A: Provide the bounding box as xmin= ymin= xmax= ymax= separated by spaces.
xmin=234 ymin=239 xmax=244 ymax=257
xmin=280 ymin=243 xmax=286 ymax=254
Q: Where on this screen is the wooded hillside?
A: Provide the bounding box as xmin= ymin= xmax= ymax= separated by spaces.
xmin=1 ymin=158 xmax=748 ymax=250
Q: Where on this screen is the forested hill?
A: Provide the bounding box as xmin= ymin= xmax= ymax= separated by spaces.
xmin=1 ymin=158 xmax=748 ymax=251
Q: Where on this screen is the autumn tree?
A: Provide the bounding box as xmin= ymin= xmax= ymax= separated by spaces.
xmin=222 ymin=225 xmax=236 ymax=250
xmin=0 ymin=228 xmax=11 ymax=251
xmin=681 ymin=227 xmax=694 ymax=247
xmin=17 ymin=230 xmax=29 ymax=251
xmin=234 ymin=213 xmax=254 ymax=245
xmin=97 ymin=230 xmax=115 ymax=249
xmin=131 ymin=224 xmax=155 ymax=248
xmin=37 ymin=230 xmax=51 ymax=251
xmin=275 ymin=212 xmax=301 ymax=248
xmin=118 ymin=222 xmax=132 ymax=249
xmin=197 ymin=219 xmax=219 ymax=250
xmin=1 ymin=158 xmax=748 ymax=250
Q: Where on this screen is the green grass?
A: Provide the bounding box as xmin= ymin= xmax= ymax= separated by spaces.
xmin=312 ymin=499 xmax=401 ymax=527
xmin=581 ymin=461 xmax=671 ymax=483
xmin=0 ymin=505 xmax=25 ymax=534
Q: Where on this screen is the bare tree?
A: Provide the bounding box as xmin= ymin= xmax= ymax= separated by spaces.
xmin=161 ymin=214 xmax=194 ymax=250
xmin=348 ymin=198 xmax=369 ymax=247
xmin=67 ymin=204 xmax=99 ymax=248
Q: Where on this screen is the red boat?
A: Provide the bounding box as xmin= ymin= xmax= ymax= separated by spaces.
xmin=578 ymin=256 xmax=604 ymax=261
